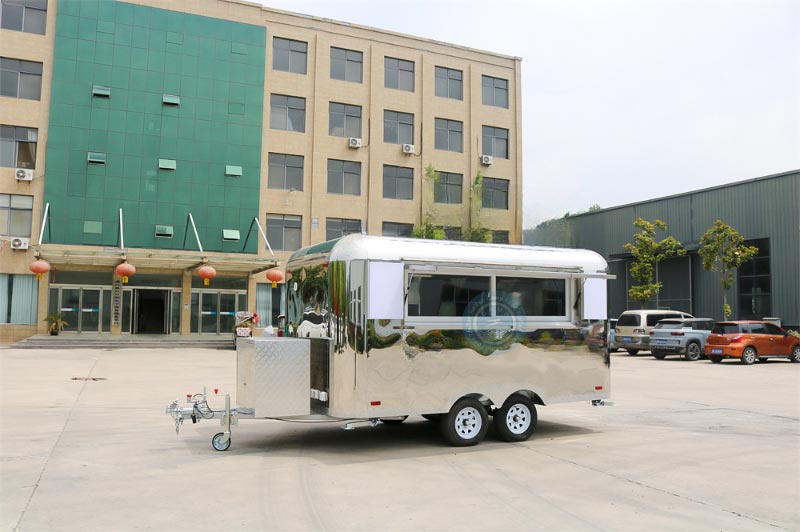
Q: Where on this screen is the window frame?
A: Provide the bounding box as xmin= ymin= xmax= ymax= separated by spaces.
xmin=0 ymin=193 xmax=34 ymax=237
xmin=384 ymin=110 xmax=414 ymax=145
xmin=434 ymin=171 xmax=463 ymax=204
xmin=482 ymin=125 xmax=509 ymax=159
xmin=326 ymin=217 xmax=362 ymax=240
xmin=382 ymin=221 xmax=414 ymax=237
xmin=435 ymin=66 xmax=463 ymax=100
xmin=403 ymin=265 xmax=574 ymax=329
xmin=0 ymin=57 xmax=43 ymax=100
xmin=267 ymin=153 xmax=304 ymax=191
xmin=270 ymin=94 xmax=306 ymax=133
xmin=482 ymin=75 xmax=509 ymax=108
xmin=327 ymin=159 xmax=361 ymax=196
xmin=265 ymin=213 xmax=302 ymax=251
xmin=273 ymin=37 xmax=308 ymax=75
xmin=382 ymin=164 xmax=414 ymax=200
xmin=330 ymin=47 xmax=363 ymax=83
xmin=0 ymin=0 xmax=47 ymax=35
xmin=0 ymin=125 xmax=38 ymax=169
xmin=329 ymin=102 xmax=362 ymax=138
xmin=482 ymin=177 xmax=509 ymax=210
xmin=384 ymin=56 xmax=415 ymax=92
xmin=434 ymin=118 xmax=463 ymax=153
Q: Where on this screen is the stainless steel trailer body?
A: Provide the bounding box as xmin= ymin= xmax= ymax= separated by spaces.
xmin=167 ymin=235 xmax=613 ymax=449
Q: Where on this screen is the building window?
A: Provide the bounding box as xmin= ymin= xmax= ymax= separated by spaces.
xmin=0 ymin=0 xmax=46 ymax=35
xmin=0 ymin=274 xmax=39 ymax=325
xmin=435 ymin=66 xmax=462 ymax=100
xmin=738 ymin=238 xmax=771 ymax=320
xmin=0 ymin=193 xmax=33 ymax=236
xmin=434 ymin=172 xmax=463 ymax=204
xmin=1 ymin=125 xmax=37 ymax=168
xmin=266 ymin=214 xmax=302 ymax=251
xmin=331 ymin=47 xmax=362 ymax=83
xmin=273 ymin=37 xmax=307 ymax=74
xmin=385 ymin=57 xmax=414 ymax=92
xmin=327 ymin=159 xmax=361 ymax=195
xmin=383 ymin=165 xmax=413 ymax=200
xmin=329 ymin=102 xmax=362 ymax=138
xmin=482 ymin=177 xmax=509 ymax=209
xmin=268 ymin=153 xmax=304 ymax=191
xmin=384 ymin=110 xmax=414 ymax=145
xmin=270 ymin=94 xmax=305 ymax=132
xmin=434 ymin=118 xmax=463 ymax=153
xmin=255 ymin=283 xmax=285 ymax=328
xmin=443 ymin=226 xmax=462 ymax=240
xmin=482 ymin=125 xmax=509 ymax=159
xmin=482 ymin=75 xmax=509 ymax=108
xmin=492 ymin=230 xmax=510 ymax=244
xmin=0 ymin=57 xmax=43 ymax=100
xmin=382 ymin=221 xmax=413 ymax=237
xmin=326 ymin=217 xmax=361 ymax=240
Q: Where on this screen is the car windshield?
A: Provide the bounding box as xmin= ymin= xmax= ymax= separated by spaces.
xmin=617 ymin=314 xmax=640 ymax=327
xmin=712 ymin=324 xmax=740 ymax=334
xmin=655 ymin=321 xmax=683 ymax=329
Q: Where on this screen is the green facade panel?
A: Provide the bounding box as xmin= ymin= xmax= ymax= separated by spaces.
xmin=45 ymin=0 xmax=266 ymax=253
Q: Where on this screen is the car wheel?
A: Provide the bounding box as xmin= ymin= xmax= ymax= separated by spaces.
xmin=741 ymin=346 xmax=757 ymax=365
xmin=627 ymin=349 xmax=639 ymax=356
xmin=685 ymin=342 xmax=702 ymax=361
xmin=790 ymin=345 xmax=800 ymax=363
xmin=493 ymin=394 xmax=537 ymax=442
xmin=652 ymin=350 xmax=666 ymax=360
xmin=440 ymin=397 xmax=488 ymax=447
xmin=710 ymin=356 xmax=723 ymax=364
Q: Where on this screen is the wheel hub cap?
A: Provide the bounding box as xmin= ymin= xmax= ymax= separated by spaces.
xmin=506 ymin=404 xmax=531 ymax=434
xmin=454 ymin=407 xmax=482 ymax=438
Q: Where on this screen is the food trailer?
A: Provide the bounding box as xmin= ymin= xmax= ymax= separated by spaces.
xmin=166 ymin=235 xmax=613 ymax=450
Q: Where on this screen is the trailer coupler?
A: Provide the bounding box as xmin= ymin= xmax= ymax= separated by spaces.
xmin=342 ymin=418 xmax=380 ymax=430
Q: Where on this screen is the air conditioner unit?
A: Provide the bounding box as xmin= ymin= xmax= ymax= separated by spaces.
xmin=10 ymin=237 xmax=30 ymax=250
xmin=402 ymin=143 xmax=415 ymax=154
xmin=348 ymin=137 xmax=362 ymax=149
xmin=15 ymin=168 xmax=34 ymax=181
xmin=480 ymin=154 xmax=493 ymax=166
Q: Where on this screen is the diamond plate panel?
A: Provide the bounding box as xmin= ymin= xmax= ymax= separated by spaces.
xmin=237 ymin=337 xmax=310 ymax=417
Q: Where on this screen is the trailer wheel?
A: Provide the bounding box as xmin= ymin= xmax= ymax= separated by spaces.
xmin=493 ymin=394 xmax=537 ymax=442
xmin=212 ymin=432 xmax=231 ymax=452
xmin=441 ymin=398 xmax=488 ymax=447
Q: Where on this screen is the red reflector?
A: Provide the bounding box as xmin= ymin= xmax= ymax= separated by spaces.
xmin=370 ymin=401 xmax=381 ymax=406
xmin=595 ymin=386 xmax=603 ymax=390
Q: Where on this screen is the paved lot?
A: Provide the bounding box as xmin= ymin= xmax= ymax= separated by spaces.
xmin=1 ymin=346 xmax=799 ymax=532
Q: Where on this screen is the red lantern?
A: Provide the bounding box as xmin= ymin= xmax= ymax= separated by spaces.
xmin=266 ymin=268 xmax=283 ymax=288
xmin=116 ymin=262 xmax=136 ymax=283
xmin=197 ymin=264 xmax=216 ymax=286
xmin=29 ymin=259 xmax=51 ymax=281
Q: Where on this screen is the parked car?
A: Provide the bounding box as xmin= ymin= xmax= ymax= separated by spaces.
xmin=649 ymin=318 xmax=715 ymax=361
xmin=704 ymin=321 xmax=800 ymax=364
xmin=607 ymin=318 xmax=618 ymax=352
xmin=615 ymin=310 xmax=694 ymax=355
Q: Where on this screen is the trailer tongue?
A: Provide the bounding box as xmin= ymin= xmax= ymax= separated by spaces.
xmin=165 ymin=235 xmax=613 ymax=451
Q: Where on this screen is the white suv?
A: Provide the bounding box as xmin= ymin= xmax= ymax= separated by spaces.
xmin=615 ymin=310 xmax=694 ymax=355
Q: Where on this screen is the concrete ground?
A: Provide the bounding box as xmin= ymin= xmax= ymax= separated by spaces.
xmin=1 ymin=346 xmax=798 ymax=532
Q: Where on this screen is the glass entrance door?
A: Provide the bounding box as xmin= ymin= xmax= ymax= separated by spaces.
xmin=201 ymin=292 xmax=219 ymax=333
xmin=80 ymin=289 xmax=101 ymax=332
xmin=219 ymin=294 xmax=236 ymax=333
xmin=192 ymin=290 xmax=247 ymax=334
xmin=53 ymin=287 xmax=103 ymax=332
xmin=60 ymin=288 xmax=80 ymax=332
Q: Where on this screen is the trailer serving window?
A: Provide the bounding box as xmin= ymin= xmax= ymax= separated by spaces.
xmin=496 ymin=277 xmax=566 ymax=316
xmin=407 ymin=275 xmax=490 ymax=317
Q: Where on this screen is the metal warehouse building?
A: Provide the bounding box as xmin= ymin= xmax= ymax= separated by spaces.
xmin=554 ymin=170 xmax=799 ymax=328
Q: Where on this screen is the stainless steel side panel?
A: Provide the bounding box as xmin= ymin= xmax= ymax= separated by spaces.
xmin=236 ymin=337 xmax=310 ymax=417
xmin=327 ymin=322 xmax=610 ymax=419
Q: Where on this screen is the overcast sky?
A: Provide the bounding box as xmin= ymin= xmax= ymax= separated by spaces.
xmin=258 ymin=0 xmax=800 ymax=228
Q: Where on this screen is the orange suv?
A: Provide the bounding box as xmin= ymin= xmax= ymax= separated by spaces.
xmin=705 ymin=321 xmax=800 ymax=364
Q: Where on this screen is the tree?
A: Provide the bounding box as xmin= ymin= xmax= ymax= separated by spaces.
xmin=698 ymin=220 xmax=759 ymax=319
xmin=624 ymin=218 xmax=685 ymax=306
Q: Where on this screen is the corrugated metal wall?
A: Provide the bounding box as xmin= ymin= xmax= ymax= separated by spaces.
xmin=568 ymin=171 xmax=800 ymax=327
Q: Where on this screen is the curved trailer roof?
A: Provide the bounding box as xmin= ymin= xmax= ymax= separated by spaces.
xmin=288 ymin=235 xmax=608 ymax=275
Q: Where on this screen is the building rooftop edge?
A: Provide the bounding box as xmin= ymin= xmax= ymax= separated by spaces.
xmin=226 ymin=0 xmax=523 ymax=62
xmin=569 ymin=168 xmax=800 ymax=219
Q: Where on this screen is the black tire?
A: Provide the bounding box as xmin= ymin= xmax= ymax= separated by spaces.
xmin=710 ymin=356 xmax=723 ymax=364
xmin=685 ymin=342 xmax=702 ymax=361
xmin=440 ymin=397 xmax=488 ymax=447
xmin=212 ymin=432 xmax=231 ymax=452
xmin=790 ymin=345 xmax=800 ymax=363
xmin=652 ymin=350 xmax=666 ymax=360
xmin=741 ymin=346 xmax=757 ymax=365
xmin=380 ymin=416 xmax=408 ymax=425
xmin=422 ymin=414 xmax=442 ymax=422
xmin=493 ymin=394 xmax=537 ymax=442
xmin=627 ymin=349 xmax=639 ymax=356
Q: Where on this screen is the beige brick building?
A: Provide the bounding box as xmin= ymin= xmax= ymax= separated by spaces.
xmin=0 ymin=0 xmax=522 ymax=341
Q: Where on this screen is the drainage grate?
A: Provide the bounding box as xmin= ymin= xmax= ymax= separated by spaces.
xmin=71 ymin=377 xmax=108 ymax=381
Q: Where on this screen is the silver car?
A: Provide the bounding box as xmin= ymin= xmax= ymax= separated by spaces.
xmin=650 ymin=318 xmax=716 ymax=361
